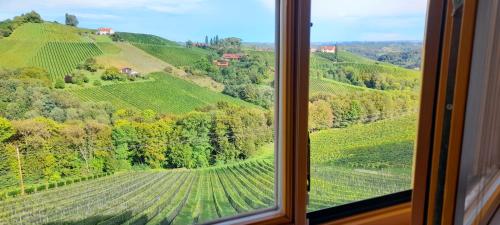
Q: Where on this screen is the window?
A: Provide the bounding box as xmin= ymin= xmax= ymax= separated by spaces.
xmin=307 ymin=0 xmax=428 ymax=216
xmin=0 ymin=1 xmax=279 ymax=224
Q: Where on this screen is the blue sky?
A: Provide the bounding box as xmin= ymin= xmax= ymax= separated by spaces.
xmin=0 ymin=0 xmax=427 ymax=42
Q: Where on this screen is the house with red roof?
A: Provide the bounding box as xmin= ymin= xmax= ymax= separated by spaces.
xmin=97 ymin=27 xmax=115 ymax=35
xmin=222 ymin=53 xmax=243 ymax=60
xmin=319 ymin=46 xmax=336 ymax=53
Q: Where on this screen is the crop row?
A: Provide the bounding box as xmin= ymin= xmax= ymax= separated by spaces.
xmin=30 ymin=42 xmax=103 ymax=80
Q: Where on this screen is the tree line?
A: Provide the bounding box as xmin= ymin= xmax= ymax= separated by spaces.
xmin=308 ymin=91 xmax=418 ymax=131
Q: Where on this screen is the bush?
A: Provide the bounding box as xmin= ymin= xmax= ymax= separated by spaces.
xmin=93 ymin=80 xmax=102 ymax=86
xmin=101 ymin=67 xmax=126 ymax=81
xmin=36 ymin=184 xmax=47 ymax=191
xmin=164 ymin=66 xmax=173 ymax=73
xmin=48 ymin=183 xmax=56 ymax=189
xmin=25 ymin=187 xmax=36 ymax=194
xmin=54 ymin=79 xmax=65 ymax=89
xmin=8 ymin=189 xmax=20 ymax=197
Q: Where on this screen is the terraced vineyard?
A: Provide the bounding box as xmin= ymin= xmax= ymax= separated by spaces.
xmin=68 ymin=72 xmax=255 ymax=114
xmin=31 ymin=42 xmax=103 ymax=80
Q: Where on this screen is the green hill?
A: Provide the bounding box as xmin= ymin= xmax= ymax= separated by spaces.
xmin=113 ymin=32 xmax=211 ymax=67
xmin=311 ymin=50 xmax=421 ymax=91
xmin=0 ymin=23 xmax=102 ymax=80
xmin=133 ymin=43 xmax=210 ymax=67
xmin=68 ymin=72 xmax=255 ymax=114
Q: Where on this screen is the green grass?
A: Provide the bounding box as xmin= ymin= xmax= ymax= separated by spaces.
xmin=7 ymin=23 xmax=85 ymax=42
xmin=133 ymin=44 xmax=210 ymax=67
xmin=310 ymin=115 xmax=417 ymax=167
xmin=117 ymin=32 xmax=179 ymax=46
xmin=96 ymin=42 xmax=122 ymax=54
xmin=68 ymin=72 xmax=255 ymax=114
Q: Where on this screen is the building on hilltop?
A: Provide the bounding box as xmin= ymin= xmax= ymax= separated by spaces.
xmin=319 ymin=46 xmax=336 ymax=53
xmin=97 ymin=27 xmax=115 ymax=35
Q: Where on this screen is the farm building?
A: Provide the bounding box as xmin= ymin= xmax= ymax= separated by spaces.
xmin=97 ymin=27 xmax=115 ymax=35
xmin=214 ymin=59 xmax=230 ymax=68
xmin=319 ymin=46 xmax=336 ymax=53
xmin=222 ymin=53 xmax=243 ymax=60
xmin=121 ymin=67 xmax=140 ymax=76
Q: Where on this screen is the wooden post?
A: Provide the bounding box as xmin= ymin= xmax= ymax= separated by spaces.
xmin=15 ymin=146 xmax=25 ymax=195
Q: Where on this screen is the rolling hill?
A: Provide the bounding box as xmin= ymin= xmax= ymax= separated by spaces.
xmin=0 ymin=23 xmax=102 ymax=80
xmin=68 ymin=72 xmax=255 ymax=114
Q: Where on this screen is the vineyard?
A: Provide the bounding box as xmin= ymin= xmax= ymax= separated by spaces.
xmin=0 ymin=23 xmax=101 ymax=80
xmin=0 ymin=160 xmax=275 ymax=225
xmin=0 ymin=155 xmax=411 ymax=225
xmin=133 ymin=44 xmax=210 ymax=67
xmin=31 ymin=42 xmax=103 ymax=80
xmin=68 ymin=72 xmax=254 ymax=114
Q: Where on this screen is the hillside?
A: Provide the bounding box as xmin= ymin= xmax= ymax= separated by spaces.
xmin=311 ymin=50 xmax=421 ymax=91
xmin=0 ymin=23 xmax=102 ymax=79
xmin=68 ymin=72 xmax=255 ymax=114
xmin=113 ymin=32 xmax=211 ymax=67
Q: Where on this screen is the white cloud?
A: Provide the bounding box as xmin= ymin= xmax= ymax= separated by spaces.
xmin=312 ymin=0 xmax=427 ymax=21
xmin=259 ymin=0 xmax=427 ymax=19
xmin=0 ymin=0 xmax=206 ymax=14
xmin=73 ymin=13 xmax=120 ymax=20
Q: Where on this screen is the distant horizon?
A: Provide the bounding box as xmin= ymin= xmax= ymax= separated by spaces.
xmin=0 ymin=0 xmax=427 ymax=43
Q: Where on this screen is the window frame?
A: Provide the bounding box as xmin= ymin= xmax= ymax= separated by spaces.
xmin=201 ymin=0 xmax=452 ymax=223
xmin=302 ymin=0 xmax=449 ymax=223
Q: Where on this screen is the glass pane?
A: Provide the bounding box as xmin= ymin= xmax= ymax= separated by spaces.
xmin=460 ymin=0 xmax=500 ymax=223
xmin=308 ymin=0 xmax=428 ymax=211
xmin=0 ymin=1 xmax=277 ymax=224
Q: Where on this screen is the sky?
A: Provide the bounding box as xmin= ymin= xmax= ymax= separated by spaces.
xmin=0 ymin=0 xmax=428 ymax=43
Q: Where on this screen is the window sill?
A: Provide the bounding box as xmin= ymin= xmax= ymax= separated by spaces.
xmin=314 ymin=203 xmax=411 ymax=225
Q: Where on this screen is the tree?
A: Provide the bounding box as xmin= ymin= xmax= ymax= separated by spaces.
xmin=65 ymin=13 xmax=79 ymax=27
xmin=334 ymin=43 xmax=339 ymax=61
xmin=0 ymin=117 xmax=14 ymax=142
xmin=205 ymin=35 xmax=209 ymax=45
xmin=23 ymin=11 xmax=43 ymax=23
xmin=101 ymin=67 xmax=125 ymax=81
xmin=186 ymin=40 xmax=193 ymax=48
xmin=308 ymin=100 xmax=333 ymax=131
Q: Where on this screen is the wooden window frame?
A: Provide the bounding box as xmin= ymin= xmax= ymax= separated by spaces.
xmin=203 ymin=0 xmax=456 ymax=224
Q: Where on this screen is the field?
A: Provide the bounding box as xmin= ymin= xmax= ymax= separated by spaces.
xmin=0 ymin=23 xmax=100 ymax=80
xmin=95 ymin=42 xmax=169 ymax=74
xmin=0 ymin=160 xmax=275 ymax=225
xmin=68 ymin=72 xmax=254 ymax=114
xmin=133 ymin=44 xmax=210 ymax=67
xmin=31 ymin=42 xmax=103 ymax=80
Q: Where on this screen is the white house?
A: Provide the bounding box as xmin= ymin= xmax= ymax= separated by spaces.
xmin=97 ymin=27 xmax=115 ymax=35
